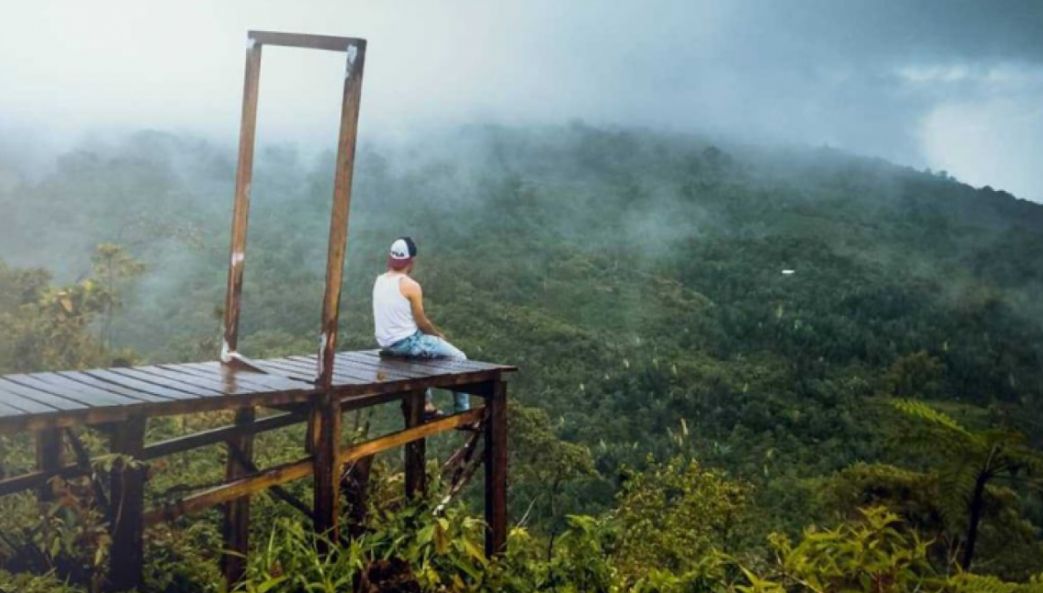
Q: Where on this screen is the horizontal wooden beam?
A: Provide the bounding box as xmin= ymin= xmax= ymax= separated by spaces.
xmin=0 ymin=412 xmax=306 ymax=497
xmin=0 ymin=463 xmax=85 ymax=497
xmin=248 ymin=30 xmax=364 ymax=52
xmin=144 ymin=411 xmax=303 ymax=460
xmin=339 ymin=407 xmax=483 ymax=465
xmin=143 ymin=408 xmax=484 ymax=525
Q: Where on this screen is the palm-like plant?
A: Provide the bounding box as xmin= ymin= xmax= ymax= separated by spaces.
xmin=891 ymin=399 xmax=1043 ymax=570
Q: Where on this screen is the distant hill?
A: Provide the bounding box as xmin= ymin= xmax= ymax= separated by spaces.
xmin=1 ymin=123 xmax=1041 ymax=537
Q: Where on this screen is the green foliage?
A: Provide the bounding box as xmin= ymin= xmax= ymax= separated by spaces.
xmin=0 ymin=568 xmax=86 ymax=593
xmin=612 ymin=456 xmax=748 ymax=582
xmin=889 ymin=400 xmax=1043 ymax=572
xmin=761 ymin=507 xmax=934 ymax=592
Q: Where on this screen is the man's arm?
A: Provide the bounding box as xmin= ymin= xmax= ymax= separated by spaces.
xmin=400 ymin=277 xmax=444 ymax=338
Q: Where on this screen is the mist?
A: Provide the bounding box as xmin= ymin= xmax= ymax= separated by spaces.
xmin=1 ymin=0 xmax=1042 ymax=201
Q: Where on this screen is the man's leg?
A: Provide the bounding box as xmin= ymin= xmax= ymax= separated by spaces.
xmin=413 ymin=335 xmax=471 ymax=413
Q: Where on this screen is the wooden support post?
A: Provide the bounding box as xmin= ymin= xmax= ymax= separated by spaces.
xmin=221 ymin=36 xmax=262 ymax=356
xmin=484 ymin=380 xmax=508 ymax=557
xmin=316 ymin=40 xmax=366 ymax=387
xmin=34 ymin=428 xmax=62 ymax=502
xmin=222 ymin=407 xmax=255 ymax=586
xmin=310 ymin=392 xmax=341 ymax=549
xmin=402 ymin=390 xmax=426 ymax=499
xmin=107 ymin=417 xmax=147 ymax=593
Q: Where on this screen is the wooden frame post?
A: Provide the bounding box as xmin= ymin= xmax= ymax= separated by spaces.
xmin=402 ymin=390 xmax=426 ymax=499
xmin=222 ymin=406 xmax=255 ymax=585
xmin=221 ymin=36 xmax=262 ymax=358
xmin=218 ymin=30 xmax=367 ymax=384
xmin=484 ymin=380 xmax=508 ymax=557
xmin=34 ymin=427 xmax=62 ymax=502
xmin=106 ymin=417 xmax=147 ymax=593
xmin=316 ymin=38 xmax=366 ymax=387
xmin=310 ymin=393 xmax=342 ymax=548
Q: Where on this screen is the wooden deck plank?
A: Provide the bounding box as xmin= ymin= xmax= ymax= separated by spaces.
xmin=83 ymin=369 xmax=204 ymax=401
xmin=29 ymin=372 xmax=163 ymax=405
xmin=106 ymin=368 xmax=226 ymax=397
xmin=57 ymin=371 xmax=179 ymax=403
xmin=134 ymin=366 xmax=258 ymax=396
xmin=4 ymin=373 xmax=134 ymax=408
xmin=0 ymin=351 xmax=514 ymax=431
xmin=338 ymin=351 xmax=488 ymax=378
xmin=285 ymin=355 xmax=408 ymax=382
xmin=161 ymin=362 xmax=310 ymax=393
xmin=361 ymin=349 xmax=513 ymax=372
xmin=0 ymin=379 xmax=69 ymax=414
xmin=265 ymin=357 xmax=374 ymax=384
xmin=192 ymin=362 xmax=311 ymax=391
xmin=332 ymin=352 xmax=434 ymax=379
xmin=132 ymin=362 xmax=250 ymax=396
xmin=250 ymin=360 xmax=316 ymax=383
xmin=0 ymin=398 xmax=29 ymax=416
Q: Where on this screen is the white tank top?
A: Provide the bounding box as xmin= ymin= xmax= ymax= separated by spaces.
xmin=372 ymin=272 xmax=418 ymax=347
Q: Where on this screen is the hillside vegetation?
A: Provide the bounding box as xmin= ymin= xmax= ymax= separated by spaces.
xmin=0 ymin=124 xmax=1041 ymax=591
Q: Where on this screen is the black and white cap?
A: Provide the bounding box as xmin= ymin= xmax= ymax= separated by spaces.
xmin=388 ymin=236 xmax=418 ymax=269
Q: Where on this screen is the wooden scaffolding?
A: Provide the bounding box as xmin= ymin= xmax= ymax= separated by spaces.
xmin=0 ymin=31 xmax=514 ymax=592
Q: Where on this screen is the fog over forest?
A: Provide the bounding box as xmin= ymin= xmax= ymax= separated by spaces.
xmin=2 ymin=0 xmax=1042 ymax=201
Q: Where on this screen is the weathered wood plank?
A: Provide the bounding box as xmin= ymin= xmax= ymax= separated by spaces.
xmin=349 ymin=350 xmax=501 ymax=377
xmin=81 ymin=369 xmax=203 ymax=400
xmin=366 ymin=349 xmax=513 ymax=372
xmin=145 ymin=456 xmax=315 ymax=525
xmin=331 ymin=352 xmax=432 ymax=379
xmin=58 ymin=371 xmax=176 ymax=403
xmin=0 ymin=377 xmax=96 ymax=411
xmin=250 ymin=360 xmax=316 ymax=382
xmin=249 ymin=30 xmax=364 ymax=52
xmin=0 ymin=399 xmax=30 ymax=416
xmin=287 ymin=355 xmax=403 ymax=382
xmin=0 ymin=379 xmax=67 ymax=414
xmin=135 ymin=365 xmax=258 ymax=396
xmin=107 ymin=368 xmax=225 ymax=397
xmin=5 ymin=374 xmax=134 ymax=408
xmin=276 ymin=356 xmax=394 ymax=385
xmin=29 ymin=372 xmax=161 ymax=404
xmin=177 ymin=362 xmax=310 ymax=392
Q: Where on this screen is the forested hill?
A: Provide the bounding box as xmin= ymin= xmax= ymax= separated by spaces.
xmin=1 ymin=124 xmax=1042 ymax=588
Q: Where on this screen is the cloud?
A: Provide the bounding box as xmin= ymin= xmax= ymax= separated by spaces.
xmin=0 ymin=0 xmax=1041 ymax=199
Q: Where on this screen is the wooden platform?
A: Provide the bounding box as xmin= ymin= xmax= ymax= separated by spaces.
xmin=0 ymin=350 xmax=515 ymax=433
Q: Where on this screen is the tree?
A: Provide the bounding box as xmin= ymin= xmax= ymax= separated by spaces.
xmin=891 ymin=400 xmax=1043 ymax=570
xmin=89 ymin=243 xmax=144 ymax=348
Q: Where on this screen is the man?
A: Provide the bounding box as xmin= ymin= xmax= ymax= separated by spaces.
xmin=372 ymin=236 xmax=469 ymax=418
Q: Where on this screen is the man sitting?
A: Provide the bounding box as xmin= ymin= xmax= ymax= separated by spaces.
xmin=372 ymin=236 xmax=469 ymax=418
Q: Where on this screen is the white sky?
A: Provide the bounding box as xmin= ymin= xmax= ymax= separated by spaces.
xmin=1 ymin=0 xmax=1041 ymax=201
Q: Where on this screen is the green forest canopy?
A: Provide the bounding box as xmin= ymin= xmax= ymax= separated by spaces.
xmin=0 ymin=123 xmax=1040 ymax=591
